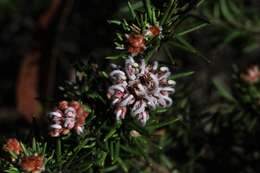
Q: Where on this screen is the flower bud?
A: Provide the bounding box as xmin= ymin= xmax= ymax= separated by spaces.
xmin=3 ymin=138 xmax=21 ymax=155
xmin=20 ymin=155 xmax=44 ymax=173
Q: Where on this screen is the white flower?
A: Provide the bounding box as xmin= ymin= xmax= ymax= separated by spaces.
xmin=64 ymin=107 xmax=76 ymax=129
xmin=107 ymin=57 xmax=176 ymax=125
xmin=48 ymin=101 xmax=89 ymax=137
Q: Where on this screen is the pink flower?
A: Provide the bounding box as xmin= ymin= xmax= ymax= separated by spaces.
xmin=241 ymin=65 xmax=260 ymax=84
xmin=107 ymin=57 xmax=175 ymax=125
xmin=64 ymin=107 xmax=76 ymax=129
xmin=48 ymin=101 xmax=89 ymax=137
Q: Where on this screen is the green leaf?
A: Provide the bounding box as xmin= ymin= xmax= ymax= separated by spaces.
xmin=104 ymin=165 xmax=119 ymax=172
xmin=213 ymin=79 xmax=237 ymax=102
xmin=88 ymin=92 xmax=105 ymax=103
xmin=197 ymin=0 xmax=206 ymax=7
xmin=160 ymin=155 xmax=173 ymax=169
xmin=97 ymin=151 xmax=108 ymax=167
xmin=56 ymin=139 xmax=62 ymax=170
xmin=100 ymin=71 xmax=109 ymax=79
xmin=20 ymin=143 xmax=29 ymax=156
xmin=32 ymin=138 xmax=36 ymax=151
xmin=77 ymin=163 xmax=93 ymax=172
xmin=174 ymin=23 xmax=209 ymax=37
xmin=104 ymin=126 xmax=118 ymax=142
xmin=219 ymin=0 xmax=239 ymax=26
xmin=148 ymin=117 xmax=181 ymax=130
xmin=223 ymin=31 xmax=243 ymax=44
xmin=8 ymin=151 xmax=18 ymax=160
xmin=153 ymin=107 xmax=168 ymax=113
xmin=115 ymin=140 xmax=120 ymax=162
xmin=143 ymin=0 xmax=152 ymax=23
xmin=160 ymin=0 xmax=174 ymax=26
xmin=42 ymin=143 xmax=47 ymax=155
xmin=227 ymin=0 xmax=241 ymax=16
xmin=151 ymin=7 xmax=156 ymax=24
xmin=107 ymin=20 xmax=121 ymax=25
xmin=120 ymin=1 xmax=143 ymax=13
xmin=4 ymin=167 xmax=19 ymax=173
xmin=128 ymin=1 xmax=137 ymax=20
xmin=163 ymin=44 xmax=175 ymax=65
xmin=213 ymin=3 xmax=221 ymax=19
xmin=243 ymin=43 xmax=259 ymax=53
xmin=170 ymin=71 xmax=194 ymax=80
xmin=120 ymin=145 xmax=141 ymax=156
xmin=169 ymin=38 xmax=210 ymax=63
xmin=109 ymin=141 xmax=115 ymax=163
xmin=117 ymin=157 xmax=128 ymax=172
xmin=106 ymin=54 xmax=126 ymax=60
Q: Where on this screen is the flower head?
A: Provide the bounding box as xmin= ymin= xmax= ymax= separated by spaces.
xmin=20 ymin=155 xmax=44 ymax=173
xmin=48 ymin=101 xmax=89 ymax=137
xmin=144 ymin=25 xmax=163 ymax=38
xmin=108 ymin=57 xmax=175 ymax=125
xmin=241 ymin=65 xmax=260 ymax=84
xmin=3 ymin=138 xmax=21 ymax=155
xmin=126 ymin=34 xmax=146 ymax=56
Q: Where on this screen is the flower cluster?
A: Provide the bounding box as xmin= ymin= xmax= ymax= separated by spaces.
xmin=126 ymin=33 xmax=146 ymax=56
xmin=116 ymin=24 xmax=162 ymax=56
xmin=48 ymin=101 xmax=89 ymax=137
xmin=2 ymin=139 xmax=45 ymax=173
xmin=241 ymin=65 xmax=260 ymax=84
xmin=20 ymin=155 xmax=44 ymax=173
xmin=107 ymin=57 xmax=175 ymax=125
xmin=3 ymin=138 xmax=22 ymax=155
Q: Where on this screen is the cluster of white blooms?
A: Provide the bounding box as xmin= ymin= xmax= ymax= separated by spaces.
xmin=48 ymin=101 xmax=89 ymax=137
xmin=107 ymin=57 xmax=176 ymax=125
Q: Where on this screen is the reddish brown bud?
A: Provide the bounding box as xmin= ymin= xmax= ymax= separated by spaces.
xmin=20 ymin=155 xmax=44 ymax=173
xmin=83 ymin=111 xmax=89 ymax=118
xmin=3 ymin=138 xmax=22 ymax=155
xmin=76 ymin=107 xmax=84 ymax=117
xmin=62 ymin=129 xmax=70 ymax=135
xmin=148 ymin=26 xmax=161 ymax=36
xmin=128 ymin=46 xmax=145 ymax=55
xmin=127 ymin=34 xmax=146 ymax=55
xmin=58 ymin=101 xmax=68 ymax=111
xmin=75 ymin=107 xmax=89 ymax=127
xmin=70 ymin=101 xmax=81 ymax=110
xmin=49 ymin=128 xmax=63 ymax=137
xmin=128 ymin=34 xmax=145 ymax=48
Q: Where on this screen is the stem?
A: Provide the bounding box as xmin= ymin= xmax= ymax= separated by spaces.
xmin=56 ymin=138 xmax=62 ymax=171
